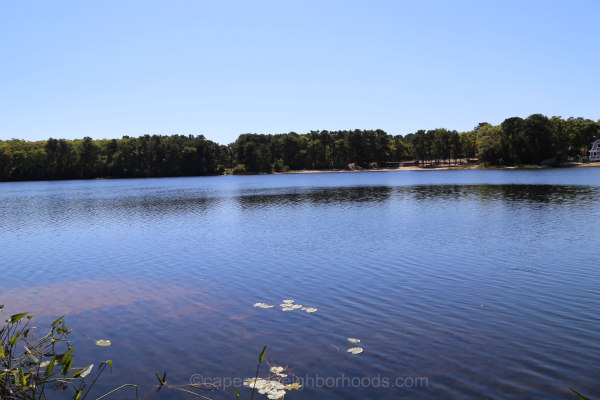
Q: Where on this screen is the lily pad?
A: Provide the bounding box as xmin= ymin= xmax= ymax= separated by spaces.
xmin=301 ymin=307 xmax=317 ymax=313
xmin=243 ymin=378 xmax=286 ymax=399
xmin=347 ymin=347 xmax=363 ymax=354
xmin=284 ymin=382 xmax=302 ymax=390
xmin=95 ymin=339 xmax=111 ymax=347
xmin=254 ymin=303 xmax=274 ymax=309
xmin=243 ymin=377 xmax=261 ymax=387
xmin=269 ymin=366 xmax=287 ymax=377
xmin=267 ymin=391 xmax=286 ymax=399
xmin=282 ymin=300 xmax=294 ymax=304
xmin=348 ymin=338 xmax=361 ymax=343
xmin=281 ymin=307 xmax=294 ymax=311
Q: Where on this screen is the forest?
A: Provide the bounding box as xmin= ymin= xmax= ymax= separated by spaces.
xmin=0 ymin=114 xmax=598 ymax=181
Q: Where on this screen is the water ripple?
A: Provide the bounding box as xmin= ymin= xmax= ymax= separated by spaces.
xmin=1 ymin=170 xmax=600 ymax=399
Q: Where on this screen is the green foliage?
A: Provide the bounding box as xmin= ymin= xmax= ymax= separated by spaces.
xmin=460 ymin=130 xmax=477 ymax=160
xmin=155 ymin=371 xmax=167 ymax=392
xmin=0 ymin=134 xmax=223 ymax=181
xmin=0 ymin=306 xmax=138 ymax=400
xmin=500 ymin=116 xmax=524 ymax=164
xmin=1 ymin=114 xmax=598 ymax=182
xmin=231 ymin=129 xmax=408 ymax=173
xmin=404 ymin=129 xmax=463 ymax=166
xmin=232 ymin=164 xmax=247 ymax=175
xmin=476 ymin=124 xmax=503 ymax=165
xmin=272 ymin=159 xmax=286 ymax=173
xmin=464 ymin=114 xmax=600 ymax=166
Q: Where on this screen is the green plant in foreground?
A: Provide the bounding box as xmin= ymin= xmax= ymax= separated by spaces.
xmin=250 ymin=346 xmax=267 ymax=400
xmin=569 ymin=387 xmax=591 ymax=400
xmin=0 ymin=305 xmax=138 ymax=400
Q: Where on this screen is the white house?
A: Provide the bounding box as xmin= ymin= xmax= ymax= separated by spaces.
xmin=590 ymin=139 xmax=600 ymax=162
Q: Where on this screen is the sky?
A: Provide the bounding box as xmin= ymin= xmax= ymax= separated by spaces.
xmin=1 ymin=0 xmax=599 ymax=144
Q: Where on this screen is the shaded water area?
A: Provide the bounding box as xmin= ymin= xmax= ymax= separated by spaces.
xmin=1 ymin=169 xmax=599 ymax=399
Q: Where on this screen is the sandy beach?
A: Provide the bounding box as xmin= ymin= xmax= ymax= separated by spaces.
xmin=283 ymin=162 xmax=600 ymax=175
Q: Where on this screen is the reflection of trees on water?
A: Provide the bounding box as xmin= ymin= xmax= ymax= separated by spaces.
xmin=76 ymin=194 xmax=218 ymax=218
xmin=401 ymin=185 xmax=465 ymax=202
xmin=236 ymin=186 xmax=393 ymax=209
xmin=18 ymin=184 xmax=592 ymax=220
xmin=1 ymin=194 xmax=220 ymax=229
xmin=128 ymin=194 xmax=217 ymax=216
xmin=471 ymin=185 xmax=598 ymax=205
xmin=6 ymin=185 xmax=597 ymax=224
xmin=401 ymin=184 xmax=599 ymax=205
xmin=235 ymin=184 xmax=600 ymax=209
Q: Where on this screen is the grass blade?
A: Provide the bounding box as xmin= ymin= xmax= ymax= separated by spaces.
xmin=251 ymin=346 xmax=266 ymax=400
xmin=569 ymin=388 xmax=591 ymax=400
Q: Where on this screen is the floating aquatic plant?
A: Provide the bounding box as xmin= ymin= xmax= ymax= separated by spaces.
xmin=95 ymin=339 xmax=111 ymax=346
xmin=269 ymin=366 xmax=287 ymax=377
xmin=244 ymin=364 xmax=301 ymax=399
xmin=244 ymin=378 xmax=286 ymax=399
xmin=254 ymin=303 xmax=274 ymax=309
xmin=254 ymin=299 xmax=318 ymax=314
xmin=278 ymin=299 xmax=317 ymax=313
xmin=269 ymin=366 xmax=285 ymax=374
xmin=344 ymin=338 xmax=364 ymax=353
xmin=347 ymin=347 xmax=363 ymax=354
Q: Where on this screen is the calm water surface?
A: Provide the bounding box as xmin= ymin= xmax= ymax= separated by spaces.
xmin=1 ymin=169 xmax=599 ymax=399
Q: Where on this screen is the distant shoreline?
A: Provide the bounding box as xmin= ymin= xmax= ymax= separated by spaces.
xmin=276 ymin=162 xmax=600 ymax=175
xmin=2 ymin=162 xmax=599 ymax=183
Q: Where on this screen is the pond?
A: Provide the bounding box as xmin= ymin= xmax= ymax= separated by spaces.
xmin=1 ymin=168 xmax=599 ymax=399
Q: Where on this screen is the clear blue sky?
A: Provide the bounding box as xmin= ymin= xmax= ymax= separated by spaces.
xmin=1 ymin=0 xmax=599 ymax=144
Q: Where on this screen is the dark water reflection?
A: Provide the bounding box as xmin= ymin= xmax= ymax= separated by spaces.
xmin=236 ymin=184 xmax=599 ymax=209
xmin=1 ymin=169 xmax=600 ymax=399
xmin=237 ymin=186 xmax=394 ymax=208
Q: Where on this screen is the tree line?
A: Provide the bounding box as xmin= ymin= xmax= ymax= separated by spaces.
xmin=1 ymin=114 xmax=598 ymax=181
xmin=0 ymin=135 xmax=227 ymax=181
